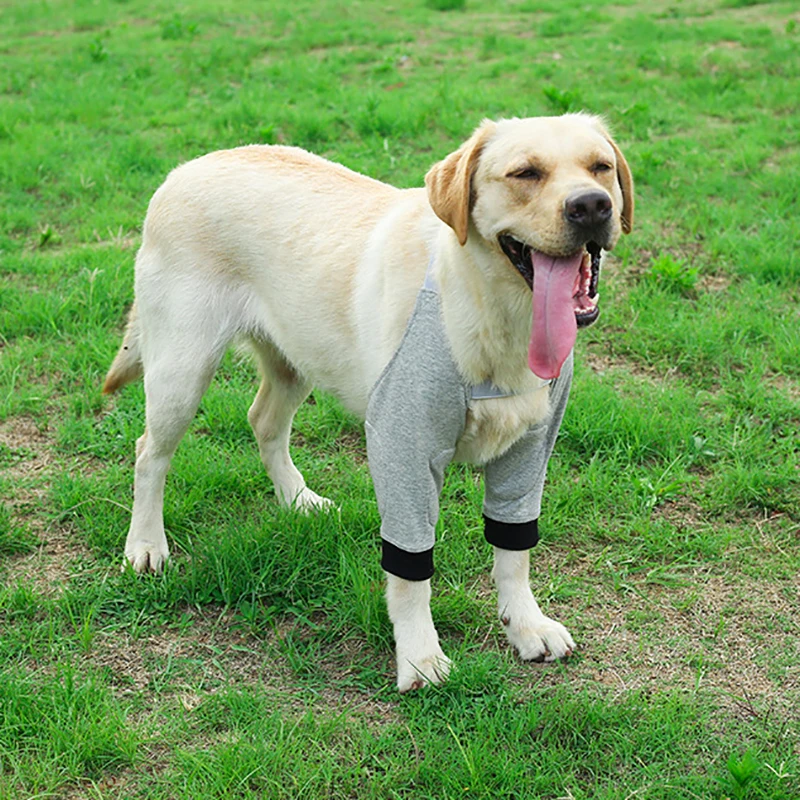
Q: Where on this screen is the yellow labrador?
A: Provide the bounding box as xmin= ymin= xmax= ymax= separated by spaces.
xmin=105 ymin=113 xmax=633 ymax=691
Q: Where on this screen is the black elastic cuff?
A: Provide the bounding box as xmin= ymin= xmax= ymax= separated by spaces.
xmin=381 ymin=540 xmax=434 ymax=581
xmin=483 ymin=515 xmax=539 ymax=550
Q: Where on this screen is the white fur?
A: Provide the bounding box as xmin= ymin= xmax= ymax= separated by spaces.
xmin=386 ymin=575 xmax=452 ymax=692
xmin=105 ymin=115 xmax=633 ymax=687
xmin=493 ymin=548 xmax=575 ymax=661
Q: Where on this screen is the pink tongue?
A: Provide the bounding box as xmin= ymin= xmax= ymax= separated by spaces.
xmin=527 ymin=251 xmax=582 ymax=380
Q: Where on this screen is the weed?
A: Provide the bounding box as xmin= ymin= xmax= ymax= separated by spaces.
xmin=87 ymin=37 xmax=108 ymax=63
xmin=722 ymin=0 xmax=769 ymax=6
xmin=542 ymin=84 xmax=582 ymax=113
xmin=723 ymin=750 xmax=762 ymax=798
xmin=644 ymin=252 xmax=700 ymax=296
xmin=36 ymin=225 xmax=60 ymax=249
xmin=633 ymin=471 xmax=691 ymax=511
xmin=426 ymin=0 xmax=466 ymax=10
xmin=161 ymin=14 xmax=199 ymax=41
xmin=481 ymin=33 xmax=499 ymax=58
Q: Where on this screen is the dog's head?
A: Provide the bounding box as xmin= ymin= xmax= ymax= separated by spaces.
xmin=425 ymin=114 xmax=634 ymax=379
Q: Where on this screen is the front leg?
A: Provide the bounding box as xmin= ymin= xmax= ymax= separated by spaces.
xmin=385 ymin=574 xmax=452 ymax=692
xmin=492 ymin=547 xmax=575 ymax=662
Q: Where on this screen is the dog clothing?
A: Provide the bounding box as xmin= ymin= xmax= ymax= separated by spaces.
xmin=365 ymin=268 xmax=573 ymax=581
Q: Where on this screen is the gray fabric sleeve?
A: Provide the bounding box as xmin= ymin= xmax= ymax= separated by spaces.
xmin=365 ymin=290 xmax=468 ymax=555
xmin=482 ymin=351 xmax=573 ymax=525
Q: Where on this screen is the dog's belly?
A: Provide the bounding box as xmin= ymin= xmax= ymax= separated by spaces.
xmin=454 ymin=388 xmax=552 ymax=465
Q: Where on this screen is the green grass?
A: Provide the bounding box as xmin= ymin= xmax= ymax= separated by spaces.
xmin=1 ymin=0 xmax=799 ymax=797
xmin=0 ymin=501 xmax=36 ymax=557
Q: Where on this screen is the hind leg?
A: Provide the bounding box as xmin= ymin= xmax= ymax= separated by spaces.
xmin=125 ymin=331 xmax=225 ymax=573
xmin=248 ymin=339 xmax=333 ymax=510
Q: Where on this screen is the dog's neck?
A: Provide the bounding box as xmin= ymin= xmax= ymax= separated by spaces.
xmin=434 ymin=230 xmax=542 ymax=393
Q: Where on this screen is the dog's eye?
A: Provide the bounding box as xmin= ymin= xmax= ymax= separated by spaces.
xmin=509 ymin=167 xmax=543 ymax=180
xmin=591 ymin=162 xmax=613 ymax=174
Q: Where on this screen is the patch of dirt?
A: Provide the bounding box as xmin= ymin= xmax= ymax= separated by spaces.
xmin=651 ymin=496 xmax=707 ymax=529
xmin=764 ymin=144 xmax=799 ymax=173
xmin=89 ymin=606 xmax=400 ymax=728
xmin=708 ymin=40 xmax=745 ymax=51
xmin=0 ymin=416 xmax=52 ymax=482
xmin=698 ymin=272 xmax=731 ymax=293
xmin=335 ymin=428 xmax=368 ymax=462
xmin=4 ymin=524 xmax=86 ymax=596
xmin=582 ymin=345 xmax=680 ymax=384
xmin=90 ymin=607 xmax=275 ymax=696
xmin=521 ymin=542 xmax=800 ymax=720
xmin=297 ymin=634 xmax=401 ymax=724
xmin=768 ymin=373 xmax=800 ymax=404
xmin=1 ymin=416 xmax=92 ymax=593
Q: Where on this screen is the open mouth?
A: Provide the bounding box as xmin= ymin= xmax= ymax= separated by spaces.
xmin=498 ymin=234 xmax=602 ymax=328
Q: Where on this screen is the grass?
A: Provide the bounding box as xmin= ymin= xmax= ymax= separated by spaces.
xmin=1 ymin=0 xmax=799 ymax=797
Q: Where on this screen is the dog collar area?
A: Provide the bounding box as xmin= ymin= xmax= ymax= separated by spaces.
xmin=470 ymin=379 xmax=551 ymax=400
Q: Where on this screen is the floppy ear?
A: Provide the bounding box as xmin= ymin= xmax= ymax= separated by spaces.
xmin=425 ymin=121 xmax=496 ymax=246
xmin=607 ymin=136 xmax=634 ymax=234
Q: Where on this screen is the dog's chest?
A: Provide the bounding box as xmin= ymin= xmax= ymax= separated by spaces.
xmin=454 ymin=387 xmax=552 ymax=465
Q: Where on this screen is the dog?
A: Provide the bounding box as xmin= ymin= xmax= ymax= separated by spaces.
xmin=104 ymin=113 xmax=633 ymax=691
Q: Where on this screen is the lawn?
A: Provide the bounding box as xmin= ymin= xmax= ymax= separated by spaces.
xmin=1 ymin=0 xmax=799 ymax=797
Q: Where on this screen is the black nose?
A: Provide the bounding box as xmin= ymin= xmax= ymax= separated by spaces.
xmin=564 ymin=190 xmax=613 ymax=230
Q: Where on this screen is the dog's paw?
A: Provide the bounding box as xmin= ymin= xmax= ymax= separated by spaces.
xmin=396 ymin=648 xmax=452 ymax=693
xmin=124 ymin=540 xmax=170 ymax=574
xmin=290 ymin=487 xmax=337 ymax=513
xmin=503 ymin=614 xmax=575 ymax=662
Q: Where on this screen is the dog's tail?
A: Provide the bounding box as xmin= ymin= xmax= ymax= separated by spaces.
xmin=103 ymin=302 xmax=144 ymax=394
